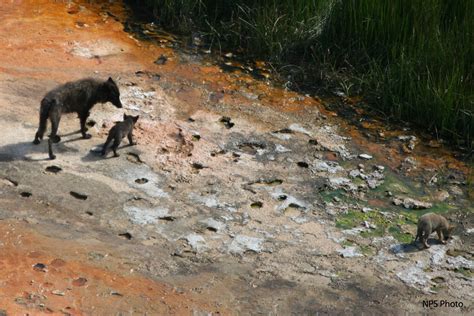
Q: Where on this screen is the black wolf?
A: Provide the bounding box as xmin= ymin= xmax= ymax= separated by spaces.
xmin=101 ymin=113 xmax=139 ymax=157
xmin=33 ymin=77 xmax=122 ymax=159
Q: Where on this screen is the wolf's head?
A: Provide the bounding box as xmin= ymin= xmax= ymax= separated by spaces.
xmin=443 ymin=225 xmax=455 ymax=240
xmin=105 ymin=77 xmax=122 ymax=108
xmin=124 ymin=113 xmax=139 ymax=124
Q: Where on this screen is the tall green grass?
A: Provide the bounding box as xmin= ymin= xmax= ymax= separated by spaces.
xmin=128 ymin=0 xmax=473 ymax=146
xmin=322 ymin=0 xmax=473 ymax=145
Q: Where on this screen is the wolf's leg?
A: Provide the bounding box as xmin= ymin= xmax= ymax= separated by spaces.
xmin=49 ymin=109 xmax=61 ymax=143
xmin=80 ymin=111 xmax=92 ymax=139
xmin=413 ymin=229 xmax=420 ymax=244
xmin=127 ymin=132 xmax=137 ymax=145
xmin=34 ymin=110 xmax=48 ymax=144
xmin=437 ymin=229 xmax=446 ymax=244
xmin=422 ymin=232 xmax=430 ymax=248
xmin=48 ymin=137 xmax=56 ymax=160
xmin=112 ymin=137 xmax=121 ymax=157
xmin=101 ymin=135 xmax=113 ymax=157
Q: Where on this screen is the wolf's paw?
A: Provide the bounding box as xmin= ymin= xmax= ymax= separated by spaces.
xmin=33 ymin=139 xmax=41 ymax=145
xmin=83 ymin=133 xmax=92 ymax=139
xmin=49 ymin=154 xmax=56 ymax=160
xmin=50 ymin=135 xmax=61 ymax=143
xmin=113 ymin=153 xmax=120 ymax=158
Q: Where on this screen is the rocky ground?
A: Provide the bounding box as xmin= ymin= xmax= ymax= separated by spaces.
xmin=0 ymin=1 xmax=472 ymax=315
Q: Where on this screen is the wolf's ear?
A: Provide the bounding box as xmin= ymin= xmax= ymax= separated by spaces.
xmin=123 ymin=113 xmax=128 ymax=120
xmin=133 ymin=115 xmax=139 ymax=122
xmin=108 ymin=77 xmax=114 ymax=83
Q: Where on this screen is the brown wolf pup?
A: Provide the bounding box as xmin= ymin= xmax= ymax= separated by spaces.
xmin=414 ymin=213 xmax=454 ymax=249
xmin=101 ymin=114 xmax=139 ymax=157
xmin=33 ymin=77 xmax=122 ymax=159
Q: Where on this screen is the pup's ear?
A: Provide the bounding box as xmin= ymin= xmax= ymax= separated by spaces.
xmin=448 ymin=225 xmax=455 ymax=233
xmin=108 ymin=77 xmax=114 ymax=83
xmin=133 ymin=115 xmax=139 ymax=123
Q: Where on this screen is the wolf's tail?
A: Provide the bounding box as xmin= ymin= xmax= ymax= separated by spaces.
xmin=33 ymin=98 xmax=53 ymax=144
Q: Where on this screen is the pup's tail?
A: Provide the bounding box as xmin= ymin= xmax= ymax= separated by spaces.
xmin=101 ymin=134 xmax=114 ymax=157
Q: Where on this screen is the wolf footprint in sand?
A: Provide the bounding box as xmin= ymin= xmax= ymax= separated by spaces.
xmin=220 ymin=116 xmax=234 ymax=129
xmin=70 ymin=191 xmax=88 ymax=200
xmin=135 ymin=178 xmax=148 ymax=184
xmin=45 ymin=165 xmax=62 ymax=173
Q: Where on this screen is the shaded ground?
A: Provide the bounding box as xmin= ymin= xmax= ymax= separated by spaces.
xmin=0 ymin=1 xmax=472 ymax=315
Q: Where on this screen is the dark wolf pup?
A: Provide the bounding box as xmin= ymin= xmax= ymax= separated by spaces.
xmin=101 ymin=114 xmax=139 ymax=157
xmin=414 ymin=212 xmax=454 ymax=249
xmin=33 ymin=77 xmax=122 ymax=159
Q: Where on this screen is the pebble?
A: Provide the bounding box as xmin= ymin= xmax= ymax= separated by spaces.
xmin=359 ymin=154 xmax=373 ymax=160
xmin=392 ymin=197 xmax=432 ymax=209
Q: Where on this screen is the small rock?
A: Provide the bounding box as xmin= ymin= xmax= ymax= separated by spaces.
xmin=375 ymin=165 xmax=385 ymax=172
xmin=362 ymin=207 xmax=372 ymax=213
xmin=219 ymin=116 xmax=234 ymax=129
xmin=446 ymin=256 xmax=474 ymax=270
xmin=349 ymin=169 xmax=362 ymax=178
xmin=392 ymin=196 xmax=432 ymax=209
xmin=358 ymin=154 xmax=373 ymax=160
xmin=275 ymin=144 xmax=291 ymax=153
xmin=448 ymin=185 xmax=463 ymax=196
xmin=313 ymin=160 xmax=343 ymax=173
xmin=396 ymin=266 xmax=430 ymax=287
xmin=288 ymin=123 xmax=312 ymax=136
xmin=427 ymin=140 xmax=441 ymax=148
xmin=201 ymin=218 xmax=226 ymax=233
xmin=398 ymin=135 xmax=416 ymax=142
xmin=154 ymin=54 xmax=168 ymax=65
xmin=363 ymin=221 xmax=376 ymax=229
xmin=72 ymin=277 xmax=87 ymax=287
xmin=433 ymin=190 xmax=450 ymax=202
xmin=33 ymin=263 xmax=47 ymax=272
xmin=404 ymin=157 xmax=417 ymax=166
xmin=337 ymin=247 xmax=363 ymax=258
xmin=51 ymin=290 xmax=65 ymax=296
xmin=367 ymin=179 xmax=381 ymax=189
xmin=228 ymin=235 xmax=264 ymax=254
xmin=185 ymin=234 xmax=208 ymax=252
